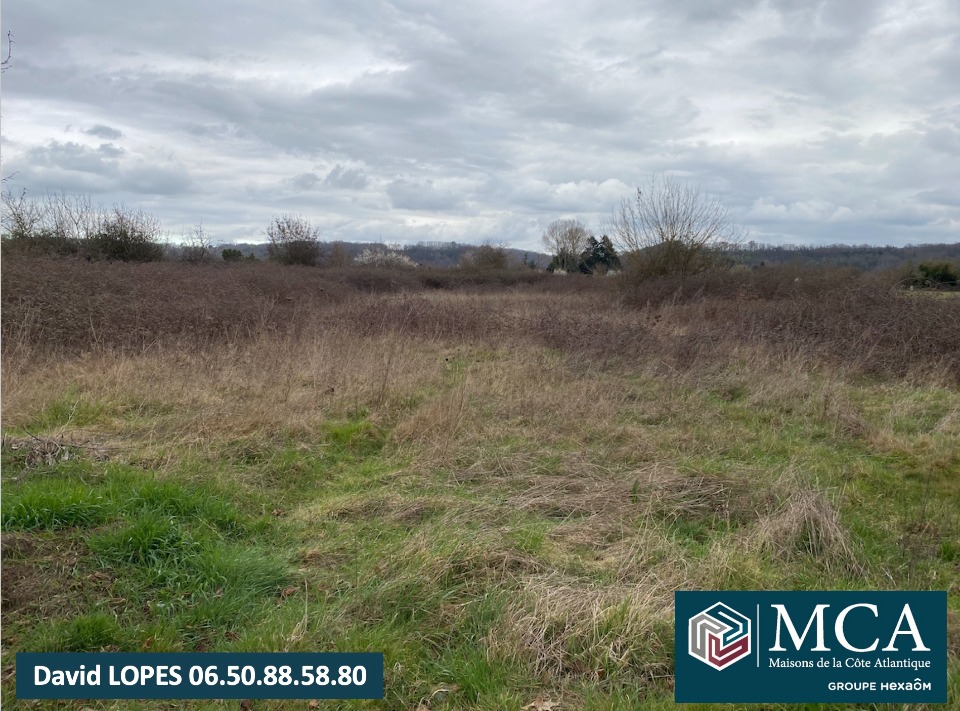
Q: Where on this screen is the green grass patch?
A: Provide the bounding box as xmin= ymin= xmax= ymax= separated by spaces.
xmin=31 ymin=612 xmax=125 ymax=652
xmin=2 ymin=480 xmax=113 ymax=530
xmin=322 ymin=418 xmax=386 ymax=456
xmin=19 ymin=391 xmax=106 ymax=431
xmin=3 ymin=458 xmax=293 ymax=661
xmin=3 ymin=339 xmax=958 ymax=709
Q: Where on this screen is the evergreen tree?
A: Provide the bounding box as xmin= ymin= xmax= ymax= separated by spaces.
xmin=578 ymin=235 xmax=621 ymax=274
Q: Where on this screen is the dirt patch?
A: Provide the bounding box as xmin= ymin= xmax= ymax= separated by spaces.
xmin=0 ymin=531 xmax=114 ymax=640
xmin=1 ymin=531 xmax=40 ymax=559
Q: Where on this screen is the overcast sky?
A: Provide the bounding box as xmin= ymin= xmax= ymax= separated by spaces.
xmin=2 ymin=0 xmax=958 ymax=249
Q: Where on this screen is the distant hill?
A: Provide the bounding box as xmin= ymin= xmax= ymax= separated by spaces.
xmin=731 ymin=242 xmax=960 ymax=271
xmin=214 ymin=241 xmax=552 ymax=268
xmin=207 ymin=239 xmax=959 ymax=273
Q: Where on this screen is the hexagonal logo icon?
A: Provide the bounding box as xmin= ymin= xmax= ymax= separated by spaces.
xmin=688 ymin=602 xmax=752 ymax=670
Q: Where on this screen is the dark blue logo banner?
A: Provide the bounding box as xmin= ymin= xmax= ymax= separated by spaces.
xmin=675 ymin=591 xmax=947 ymax=704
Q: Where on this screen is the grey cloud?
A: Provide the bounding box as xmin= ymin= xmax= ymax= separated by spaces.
xmin=290 ymin=172 xmax=320 ymax=190
xmin=26 ymin=141 xmax=124 ymax=175
xmin=324 ymin=165 xmax=368 ymax=190
xmin=924 ymin=125 xmax=960 ymax=155
xmin=98 ymin=143 xmax=125 ymax=158
xmin=85 ymin=124 xmax=123 ymax=140
xmin=386 ymin=178 xmax=463 ymax=211
xmin=123 ymin=164 xmax=192 ymax=196
xmin=182 ymin=122 xmax=245 ymax=140
xmin=916 ymin=188 xmax=960 ymax=208
xmin=13 ymin=140 xmax=191 ymax=196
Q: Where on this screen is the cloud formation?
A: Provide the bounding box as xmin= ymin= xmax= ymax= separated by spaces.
xmin=85 ymin=124 xmax=123 ymax=140
xmin=2 ymin=1 xmax=958 ymax=247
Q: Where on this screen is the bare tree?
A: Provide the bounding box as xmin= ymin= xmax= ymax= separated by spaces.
xmin=265 ymin=214 xmax=322 ymax=266
xmin=181 ymin=221 xmax=214 ymax=263
xmin=1 ymin=33 xmax=14 ymax=184
xmin=610 ymin=175 xmax=744 ymax=279
xmin=2 ymin=190 xmax=94 ymax=254
xmin=46 ymin=191 xmax=96 ymax=241
xmin=1 ymin=32 xmax=12 ymax=74
xmin=1 ymin=189 xmax=44 ymax=239
xmin=2 ymin=190 xmax=166 ymax=260
xmin=542 ymin=218 xmax=590 ymax=273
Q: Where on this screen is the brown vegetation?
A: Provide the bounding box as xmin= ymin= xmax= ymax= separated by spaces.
xmin=4 ymin=257 xmax=958 ymax=382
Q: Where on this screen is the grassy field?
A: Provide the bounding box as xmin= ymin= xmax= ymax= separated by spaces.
xmin=1 ymin=260 xmax=958 ymax=709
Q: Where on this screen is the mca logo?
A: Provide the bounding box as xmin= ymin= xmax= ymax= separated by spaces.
xmin=689 ymin=602 xmax=752 ymax=670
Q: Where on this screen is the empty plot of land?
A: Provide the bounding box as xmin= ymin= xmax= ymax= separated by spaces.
xmin=2 ymin=261 xmax=958 ymax=709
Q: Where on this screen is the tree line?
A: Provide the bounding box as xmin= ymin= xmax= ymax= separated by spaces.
xmin=3 ymin=178 xmax=956 ymax=288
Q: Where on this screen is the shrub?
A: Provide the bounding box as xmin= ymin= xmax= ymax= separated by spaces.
xmin=265 ymin=215 xmax=322 ymax=266
xmin=341 ymin=266 xmax=420 ymax=292
xmin=1 ymin=226 xmax=80 ymax=256
xmin=355 ymin=247 xmax=417 ymax=269
xmin=221 ymin=248 xmax=244 ymax=262
xmin=84 ymin=205 xmax=166 ymax=262
xmin=327 ymin=241 xmax=354 ymax=268
xmin=620 ymin=266 xmax=960 ymax=379
xmin=2 ymin=193 xmax=166 ymax=261
xmin=902 ymin=261 xmax=960 ymax=289
xmin=459 ymin=244 xmax=509 ymax=271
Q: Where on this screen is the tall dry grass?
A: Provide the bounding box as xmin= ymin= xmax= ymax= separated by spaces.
xmin=622 ymin=266 xmax=960 ymax=380
xmin=5 ymin=257 xmax=957 ymax=382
